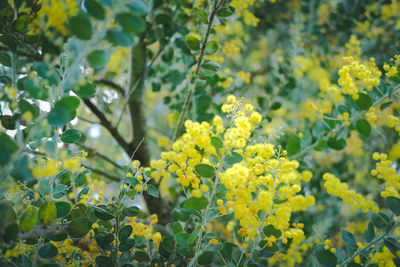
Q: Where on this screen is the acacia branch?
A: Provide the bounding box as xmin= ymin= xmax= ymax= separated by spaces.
xmin=172 ymin=0 xmax=224 ymax=142
xmin=81 ymin=163 xmax=121 ymax=182
xmin=83 ymin=98 xmax=134 ymax=156
xmin=17 ymin=224 xmax=68 ymax=240
xmin=77 ymin=143 xmax=124 ymax=171
xmin=94 ymin=79 xmax=125 ymax=95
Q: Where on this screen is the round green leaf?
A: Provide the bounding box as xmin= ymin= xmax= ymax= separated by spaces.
xmin=4 ymin=223 xmax=19 ymax=243
xmin=38 ymin=242 xmax=58 ymax=258
xmin=119 ymin=238 xmax=135 ymax=252
xmin=61 ymin=129 xmax=82 ymax=143
xmin=356 ymin=93 xmax=373 ymax=111
xmin=68 ymin=217 xmax=91 ymax=238
xmin=118 ymin=225 xmax=133 ymax=241
xmin=123 ymin=206 xmax=139 ymax=217
xmin=217 ymin=6 xmax=235 ymax=17
xmin=73 ymin=82 xmax=96 ymax=98
xmin=263 ymin=225 xmax=282 ymax=238
xmin=355 ymin=119 xmax=371 ymax=137
xmin=20 ymin=206 xmax=38 ymax=232
xmin=386 ymin=196 xmax=400 ymax=216
xmin=224 ymin=152 xmax=243 ymax=165
xmin=116 ymin=12 xmax=146 ymax=34
xmin=87 ymin=50 xmax=109 ymax=69
xmin=195 ymin=164 xmax=215 ymax=178
xmin=183 ymin=196 xmax=209 ymax=210
xmin=0 ymin=132 xmax=18 ymax=166
xmin=94 ymin=205 xmax=114 ymax=220
xmin=69 ymin=14 xmax=92 ymax=40
xmin=38 ymin=201 xmax=57 ymax=226
xmin=106 ymin=29 xmax=134 ymax=47
xmin=315 ymin=245 xmax=337 ymax=267
xmin=95 ymin=256 xmax=111 ymax=266
xmin=84 ymin=0 xmax=105 ymax=20
xmin=55 ymin=201 xmax=71 ymax=218
xmin=372 ymin=212 xmax=390 ymax=229
xmin=210 ymin=136 xmax=223 ymax=149
xmin=185 ymin=35 xmax=201 ymax=50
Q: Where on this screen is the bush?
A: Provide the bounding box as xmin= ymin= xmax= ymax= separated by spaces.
xmin=0 ymin=0 xmax=400 ymax=266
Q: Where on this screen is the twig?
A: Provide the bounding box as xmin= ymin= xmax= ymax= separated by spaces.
xmin=83 ymin=98 xmax=134 ymax=156
xmin=94 ymin=79 xmax=125 ymax=95
xmin=17 ymin=224 xmax=68 ymax=240
xmin=77 ymin=143 xmax=124 ymax=170
xmin=172 ymin=0 xmax=225 ymax=142
xmin=81 ymin=163 xmax=121 ymax=182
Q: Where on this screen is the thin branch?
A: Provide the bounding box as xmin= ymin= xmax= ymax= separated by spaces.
xmin=77 ymin=116 xmax=99 ymax=124
xmin=94 ymin=79 xmax=125 ymax=95
xmin=82 ymin=163 xmax=121 ymax=182
xmin=17 ymin=224 xmax=68 ymax=240
xmin=172 ymin=0 xmax=225 ymax=142
xmin=83 ymin=98 xmax=134 ymax=156
xmin=77 ymin=143 xmax=124 ymax=171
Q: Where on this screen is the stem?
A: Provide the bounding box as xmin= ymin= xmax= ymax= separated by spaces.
xmin=172 ymin=0 xmax=224 ymax=142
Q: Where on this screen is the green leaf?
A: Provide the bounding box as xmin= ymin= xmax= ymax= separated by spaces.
xmin=146 ymin=184 xmax=160 ymax=198
xmin=210 ymin=136 xmax=223 ymax=149
xmin=315 ymin=245 xmax=337 ymax=267
xmin=355 ymin=119 xmax=371 ymax=137
xmin=0 ymin=132 xmax=18 ymax=166
xmin=38 ymin=242 xmax=58 ymax=258
xmin=116 ymin=12 xmax=146 ymax=34
xmin=84 ymin=0 xmax=105 ymax=20
xmin=0 ymin=53 xmax=11 ymax=67
xmin=287 ymin=138 xmax=300 ymax=155
xmin=0 ymin=202 xmax=17 ymax=231
xmin=106 ymin=29 xmax=134 ymax=47
xmin=175 ymin=232 xmax=190 ymax=247
xmin=118 ymin=225 xmax=133 ymax=241
xmin=217 ymin=6 xmax=235 ymax=17
xmin=371 ymin=213 xmax=390 ymax=229
xmin=20 ymin=206 xmax=38 ymax=232
xmin=53 ymin=184 xmax=66 ymax=199
xmin=380 ymin=101 xmax=393 ymax=110
xmin=68 ymin=217 xmax=91 ymax=238
xmin=263 ymin=225 xmax=282 ymax=238
xmin=73 ymin=82 xmax=96 ymax=98
xmin=384 ymin=237 xmax=400 ymax=255
xmin=341 ymin=229 xmax=357 ymax=254
xmin=185 ymin=35 xmax=201 ymax=50
xmin=55 ymin=202 xmax=71 ymax=218
xmin=48 ymin=96 xmax=80 ymax=126
xmin=224 ymin=152 xmax=243 ymax=165
xmin=4 ymin=223 xmax=19 ymax=243
xmin=119 ymin=238 xmax=135 ymax=252
xmin=205 ymin=41 xmax=219 ymax=55
xmin=61 ymin=129 xmax=82 ymax=143
xmin=87 ymin=50 xmax=109 ymax=69
xmin=386 ymin=197 xmax=400 ymax=215
xmin=69 ymin=14 xmax=92 ymax=40
xmin=187 ymin=225 xmax=201 ymax=244
xmin=123 ymin=206 xmax=139 ymax=217
xmin=94 ymin=205 xmax=114 ymax=220
xmin=195 ymin=164 xmax=215 ymax=178
xmin=38 ymin=201 xmax=57 ymax=226
xmin=128 ymin=0 xmax=149 ymax=15
xmin=95 ymin=256 xmax=111 ymax=267
xmin=198 ymin=251 xmax=218 ymax=265
xmin=363 ymin=220 xmax=375 ymax=242
xmin=270 ymin=102 xmax=282 ymax=110
xmin=200 ymin=61 xmax=220 ymax=77
xmin=183 ymin=196 xmax=209 ymax=210
xmin=209 ymin=154 xmax=219 ymax=165
xmin=39 ymin=179 xmax=50 ymax=195
xmin=356 ymin=93 xmax=373 ymax=111
xmin=95 ymin=233 xmax=114 ymax=250
xmin=327 ymin=137 xmax=346 ymax=150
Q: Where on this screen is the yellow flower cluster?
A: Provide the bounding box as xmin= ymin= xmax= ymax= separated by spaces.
xmin=337 ymin=112 xmax=350 ymax=126
xmin=345 ymin=35 xmax=362 ymax=59
xmin=322 ymin=173 xmax=379 ymax=212
xmin=31 ymin=151 xmax=83 ymax=179
xmin=127 ymin=215 xmax=162 ymax=248
xmin=369 ymin=246 xmax=397 ymax=267
xmin=386 ymin=115 xmax=400 ymax=134
xmin=230 ymin=0 xmax=265 ymax=26
xmin=338 ymin=57 xmax=381 ymax=99
xmin=4 ymin=242 xmax=33 ymax=258
xmin=371 ymin=152 xmax=400 ymax=198
xmin=30 ymin=0 xmax=79 ymax=36
xmin=153 ymin=95 xmax=314 ymax=250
